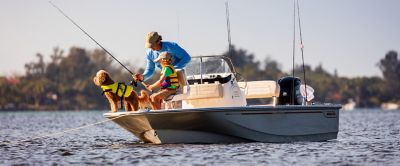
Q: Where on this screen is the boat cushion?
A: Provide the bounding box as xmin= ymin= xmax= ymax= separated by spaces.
xmin=184 ymin=83 xmax=223 ymax=100
xmin=238 ymin=81 xmax=280 ymax=99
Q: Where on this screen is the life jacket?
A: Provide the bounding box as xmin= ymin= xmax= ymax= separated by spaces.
xmin=101 ymin=82 xmax=133 ymax=98
xmin=161 ymin=65 xmax=180 ymax=89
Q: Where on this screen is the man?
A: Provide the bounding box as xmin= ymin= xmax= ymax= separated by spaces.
xmin=134 ymin=31 xmax=191 ymax=82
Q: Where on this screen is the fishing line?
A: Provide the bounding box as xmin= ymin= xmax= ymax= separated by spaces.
xmin=3 ymin=114 xmax=125 ymax=145
xmin=48 ymin=1 xmax=137 ymax=86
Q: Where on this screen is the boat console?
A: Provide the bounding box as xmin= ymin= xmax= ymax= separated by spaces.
xmin=162 ymin=56 xmax=284 ymax=109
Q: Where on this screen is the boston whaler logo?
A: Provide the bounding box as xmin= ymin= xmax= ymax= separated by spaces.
xmin=230 ymin=80 xmax=241 ymax=98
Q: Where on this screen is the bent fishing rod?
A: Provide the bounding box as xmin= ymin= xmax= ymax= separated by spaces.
xmin=49 ymin=1 xmax=138 ymax=86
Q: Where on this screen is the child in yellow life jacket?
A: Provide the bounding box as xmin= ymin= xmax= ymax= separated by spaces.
xmin=144 ymin=52 xmax=179 ymax=110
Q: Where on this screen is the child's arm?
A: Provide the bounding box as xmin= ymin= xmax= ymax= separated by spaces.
xmin=146 ymin=73 xmax=166 ymax=91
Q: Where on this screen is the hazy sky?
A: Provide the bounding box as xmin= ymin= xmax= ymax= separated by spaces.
xmin=1 ymin=0 xmax=399 ymax=77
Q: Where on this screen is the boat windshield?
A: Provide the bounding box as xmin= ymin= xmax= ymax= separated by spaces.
xmin=185 ymin=56 xmax=232 ymax=76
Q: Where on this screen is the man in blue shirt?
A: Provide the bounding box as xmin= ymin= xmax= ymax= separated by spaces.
xmin=134 ymin=32 xmax=191 ymax=82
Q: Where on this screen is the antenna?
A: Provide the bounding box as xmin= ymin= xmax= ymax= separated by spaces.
xmin=225 ymin=1 xmax=232 ymax=60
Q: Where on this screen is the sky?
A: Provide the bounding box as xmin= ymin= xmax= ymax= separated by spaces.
xmin=0 ymin=0 xmax=399 ymax=78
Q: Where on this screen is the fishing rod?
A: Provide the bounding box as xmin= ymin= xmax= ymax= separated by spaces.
xmin=49 ymin=1 xmax=138 ymax=86
xmin=296 ymin=0 xmax=308 ymax=102
xmin=291 ymin=0 xmax=308 ymax=105
xmin=291 ymin=0 xmax=296 ymax=105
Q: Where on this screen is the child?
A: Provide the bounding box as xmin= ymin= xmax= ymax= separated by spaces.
xmin=144 ymin=52 xmax=180 ymax=109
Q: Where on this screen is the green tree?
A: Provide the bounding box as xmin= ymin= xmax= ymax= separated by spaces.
xmin=262 ymin=57 xmax=284 ymax=80
xmin=378 ymin=50 xmax=400 ymax=102
xmin=226 ymin=45 xmax=260 ymax=80
xmin=3 ymin=46 xmax=398 ymax=110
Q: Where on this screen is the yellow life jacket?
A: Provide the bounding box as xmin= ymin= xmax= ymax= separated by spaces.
xmin=101 ymin=82 xmax=133 ymax=98
xmin=161 ymin=65 xmax=180 ymax=89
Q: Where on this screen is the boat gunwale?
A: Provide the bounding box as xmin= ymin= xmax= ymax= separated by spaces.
xmin=103 ymin=104 xmax=341 ymax=117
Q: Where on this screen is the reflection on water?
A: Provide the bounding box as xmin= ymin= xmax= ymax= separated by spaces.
xmin=1 ymin=109 xmax=399 ymax=165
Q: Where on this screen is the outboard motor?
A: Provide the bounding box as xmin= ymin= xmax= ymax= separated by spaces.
xmin=277 ymin=76 xmax=303 ymax=105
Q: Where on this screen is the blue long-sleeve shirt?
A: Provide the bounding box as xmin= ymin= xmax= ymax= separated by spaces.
xmin=142 ymin=41 xmax=191 ymax=81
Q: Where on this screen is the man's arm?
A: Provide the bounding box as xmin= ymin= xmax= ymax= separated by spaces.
xmin=172 ymin=43 xmax=191 ymax=69
xmin=142 ymin=58 xmax=155 ymax=81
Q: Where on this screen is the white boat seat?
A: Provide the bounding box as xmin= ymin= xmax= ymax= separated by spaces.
xmin=184 ymin=83 xmax=223 ymax=100
xmin=238 ymin=81 xmax=280 ymax=99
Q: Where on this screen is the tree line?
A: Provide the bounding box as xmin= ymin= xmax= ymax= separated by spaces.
xmin=224 ymin=46 xmax=400 ymax=107
xmin=0 ymin=46 xmax=399 ymax=110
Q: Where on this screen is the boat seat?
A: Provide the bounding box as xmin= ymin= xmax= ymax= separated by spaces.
xmin=238 ymin=80 xmax=280 ymax=105
xmin=184 ymin=83 xmax=223 ymax=100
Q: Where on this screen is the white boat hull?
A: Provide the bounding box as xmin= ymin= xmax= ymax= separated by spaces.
xmin=104 ymin=105 xmax=340 ymax=144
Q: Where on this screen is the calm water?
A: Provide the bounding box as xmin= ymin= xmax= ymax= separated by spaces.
xmin=1 ymin=109 xmax=399 ymax=165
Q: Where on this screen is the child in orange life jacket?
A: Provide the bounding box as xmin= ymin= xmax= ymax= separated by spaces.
xmin=144 ymin=52 xmax=179 ymax=110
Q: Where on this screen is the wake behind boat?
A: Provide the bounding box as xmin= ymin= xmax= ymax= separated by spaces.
xmin=104 ymin=56 xmax=341 ymax=144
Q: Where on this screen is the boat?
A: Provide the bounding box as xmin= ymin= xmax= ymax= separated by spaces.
xmin=104 ymin=56 xmax=341 ymax=144
xmin=381 ymin=102 xmax=399 ymax=111
xmin=342 ymin=98 xmax=356 ymax=111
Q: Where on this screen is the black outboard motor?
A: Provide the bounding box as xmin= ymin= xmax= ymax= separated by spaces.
xmin=277 ymin=76 xmax=303 ymax=105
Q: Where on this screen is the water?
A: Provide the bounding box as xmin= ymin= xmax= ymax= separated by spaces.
xmin=1 ymin=109 xmax=399 ymax=165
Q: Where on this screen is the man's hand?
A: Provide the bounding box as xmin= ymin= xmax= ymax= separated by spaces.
xmin=134 ymin=73 xmax=144 ymax=82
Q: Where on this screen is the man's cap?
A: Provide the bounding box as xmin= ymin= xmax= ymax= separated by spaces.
xmin=145 ymin=32 xmax=161 ymax=48
xmin=154 ymin=52 xmax=172 ymax=62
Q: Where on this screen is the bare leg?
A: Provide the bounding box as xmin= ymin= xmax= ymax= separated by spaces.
xmin=154 ymin=97 xmax=162 ymax=110
xmin=150 ymin=89 xmax=176 ymax=110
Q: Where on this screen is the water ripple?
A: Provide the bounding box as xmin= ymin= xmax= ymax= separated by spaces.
xmin=0 ymin=109 xmax=399 ymax=165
